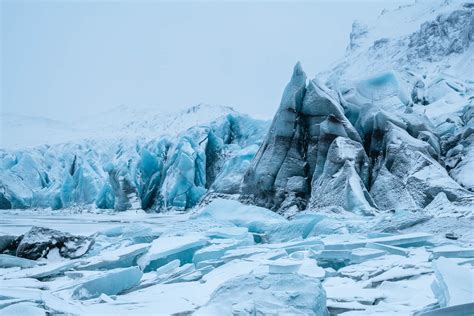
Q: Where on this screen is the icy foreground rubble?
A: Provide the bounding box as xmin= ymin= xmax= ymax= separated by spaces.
xmin=0 ymin=199 xmax=473 ymax=315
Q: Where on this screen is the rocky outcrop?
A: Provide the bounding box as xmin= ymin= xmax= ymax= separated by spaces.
xmin=15 ymin=226 xmax=94 ymax=260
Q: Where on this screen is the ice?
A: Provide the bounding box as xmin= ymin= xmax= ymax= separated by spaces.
xmin=350 ymin=248 xmax=386 ymax=263
xmin=324 ymin=232 xmax=432 ymax=250
xmin=417 ymin=303 xmax=474 ymax=316
xmin=431 ymin=257 xmax=474 ymax=308
xmin=0 ymin=108 xmax=268 ymax=212
xmin=78 ymin=243 xmax=149 ymax=270
xmin=196 ymin=272 xmax=328 ymax=316
xmin=192 ymin=238 xmax=253 ymax=264
xmin=431 ymin=246 xmax=474 ymax=259
xmin=365 ymin=243 xmax=409 ymax=257
xmin=137 ymin=233 xmax=208 ymax=271
xmin=69 ymin=266 xmax=143 ymax=300
xmin=267 ymin=258 xmax=302 ymax=274
xmin=5 ymin=260 xmax=79 ymax=280
xmin=0 ymin=302 xmax=46 ymax=316
xmin=0 ymin=254 xmax=38 ymax=268
xmin=193 ymin=198 xmax=287 ymax=233
xmin=324 ymin=277 xmax=385 ymax=305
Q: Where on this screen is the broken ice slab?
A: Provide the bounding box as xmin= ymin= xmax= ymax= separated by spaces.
xmin=327 ymin=300 xmax=367 ymax=314
xmin=0 ymin=302 xmax=46 ymax=316
xmin=430 ymin=246 xmax=474 ymax=259
xmin=0 ymin=254 xmax=38 ymax=268
xmin=72 ymin=266 xmax=143 ymax=300
xmin=268 ymin=237 xmax=324 ymax=254
xmin=371 ymin=233 xmax=433 ymax=247
xmin=267 ymin=259 xmax=302 ymax=274
xmin=313 ymin=250 xmax=352 ymax=261
xmin=325 ymin=232 xmax=432 ymax=250
xmin=196 ymin=271 xmax=328 ymax=315
xmin=5 ymin=260 xmax=79 ymax=280
xmin=78 ymin=243 xmax=150 ymax=270
xmin=369 ymin=266 xmax=432 ymax=285
xmin=350 ymin=248 xmax=386 ymax=264
xmin=0 ymin=287 xmax=43 ymax=301
xmin=221 ymin=247 xmax=271 ymax=262
xmin=1 ymin=278 xmax=47 ymax=290
xmin=366 ymin=242 xmax=409 ymax=257
xmin=417 ymin=302 xmax=474 ymax=316
xmin=192 ymin=238 xmax=253 ymax=264
xmin=431 ymin=257 xmax=474 ymax=308
xmin=192 ymin=198 xmax=287 ymax=233
xmin=324 ymin=277 xmax=385 ymax=305
xmin=205 ymin=226 xmax=251 ymax=240
xmin=99 ymin=224 xmax=158 ymax=243
xmin=137 ymin=234 xmax=208 ymax=272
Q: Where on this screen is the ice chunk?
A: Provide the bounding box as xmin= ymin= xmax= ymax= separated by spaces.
xmin=16 ymin=226 xmax=94 ymax=260
xmin=350 ymin=248 xmax=386 ymax=263
xmin=431 ymin=257 xmax=474 ymax=307
xmin=193 ymin=198 xmax=287 ymax=233
xmin=196 ymin=272 xmax=328 ymax=315
xmin=79 ymin=243 xmax=150 ymax=270
xmin=205 ymin=226 xmax=250 ymax=240
xmin=71 ymin=266 xmax=143 ymax=300
xmin=324 ymin=277 xmax=385 ymax=305
xmin=0 ymin=302 xmax=46 ymax=316
xmin=369 ymin=266 xmax=431 ymax=285
xmin=267 ymin=258 xmax=302 ymax=274
xmin=192 ymin=238 xmax=252 ymax=264
xmin=0 ymin=254 xmax=38 ymax=268
xmin=5 ymin=260 xmax=79 ymax=279
xmin=417 ymin=303 xmax=474 ymax=316
xmin=431 ymin=246 xmax=474 ymax=259
xmin=137 ymin=234 xmax=207 ymax=272
xmin=365 ymin=243 xmax=409 ymax=257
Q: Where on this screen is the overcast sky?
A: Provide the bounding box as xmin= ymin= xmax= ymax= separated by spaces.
xmin=1 ymin=0 xmax=412 ymax=121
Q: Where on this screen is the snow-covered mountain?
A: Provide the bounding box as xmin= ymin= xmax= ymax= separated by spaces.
xmin=1 ymin=104 xmax=239 ymax=149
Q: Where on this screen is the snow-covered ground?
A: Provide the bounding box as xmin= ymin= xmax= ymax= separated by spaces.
xmin=1 ymin=200 xmax=473 ymax=315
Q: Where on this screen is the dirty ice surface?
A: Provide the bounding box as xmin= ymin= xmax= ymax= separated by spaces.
xmin=1 ymin=199 xmax=473 ymax=315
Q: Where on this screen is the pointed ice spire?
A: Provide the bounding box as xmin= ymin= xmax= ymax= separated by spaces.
xmin=279 ymin=61 xmax=307 ymax=112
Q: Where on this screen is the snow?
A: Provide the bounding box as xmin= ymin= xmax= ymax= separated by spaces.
xmin=431 ymin=257 xmax=474 ymax=308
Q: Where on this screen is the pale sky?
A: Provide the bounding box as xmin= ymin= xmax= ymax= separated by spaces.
xmin=1 ymin=0 xmax=412 ymax=121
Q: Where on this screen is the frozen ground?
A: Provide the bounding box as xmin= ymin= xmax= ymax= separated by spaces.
xmin=1 ymin=199 xmax=473 ymax=315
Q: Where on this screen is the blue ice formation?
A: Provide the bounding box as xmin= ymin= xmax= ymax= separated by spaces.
xmin=0 ymin=113 xmax=268 ymax=211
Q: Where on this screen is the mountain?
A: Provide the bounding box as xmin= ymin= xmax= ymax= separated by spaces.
xmin=1 ymin=104 xmax=239 ymax=149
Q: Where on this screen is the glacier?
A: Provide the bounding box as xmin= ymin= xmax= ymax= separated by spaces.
xmin=1 ymin=0 xmax=474 ymax=315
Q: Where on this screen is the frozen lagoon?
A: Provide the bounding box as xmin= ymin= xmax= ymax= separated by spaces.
xmin=0 ymin=201 xmax=473 ymax=315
